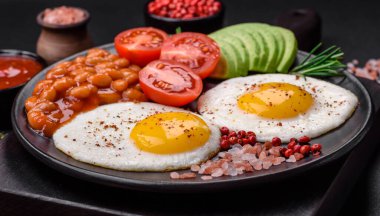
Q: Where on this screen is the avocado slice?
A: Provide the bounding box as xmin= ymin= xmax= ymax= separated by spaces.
xmin=269 ymin=27 xmax=286 ymax=73
xmin=209 ymin=41 xmax=238 ymax=79
xmin=276 ymin=27 xmax=298 ymax=73
xmin=210 ymin=34 xmax=249 ymax=76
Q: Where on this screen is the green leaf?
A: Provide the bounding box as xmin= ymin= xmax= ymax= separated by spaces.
xmin=176 ymin=27 xmax=182 ymax=34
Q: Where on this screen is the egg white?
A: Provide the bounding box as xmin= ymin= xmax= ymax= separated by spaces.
xmin=53 ymin=102 xmax=220 ymax=171
xmin=198 ymin=74 xmax=358 ymax=142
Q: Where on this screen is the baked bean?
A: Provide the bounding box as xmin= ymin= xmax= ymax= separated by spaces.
xmin=39 ymin=87 xmax=57 ymax=102
xmin=74 ymin=56 xmax=86 ymax=64
xmin=55 ymin=61 xmax=72 ymax=69
xmin=98 ymin=90 xmax=121 ymax=104
xmin=86 ymin=84 xmax=98 ymax=94
xmin=46 ymin=67 xmax=67 ymax=80
xmin=111 ymin=79 xmax=128 ymax=92
xmin=25 ymin=96 xmax=38 ymax=111
xmin=113 ymin=58 xmax=129 ymax=68
xmin=53 ymin=77 xmax=75 ymax=92
xmin=84 ymin=67 xmax=96 ymax=73
xmin=85 ymin=57 xmax=105 ymax=66
xmin=74 ymin=72 xmax=91 ymax=83
xmin=69 ymin=68 xmax=87 ymax=77
xmin=88 ymin=74 xmax=112 ymax=87
xmin=70 ymin=86 xmax=91 ymax=99
xmin=67 ymin=64 xmax=85 ymax=72
xmin=33 ymin=80 xmax=54 ymax=96
xmin=133 ymin=83 xmax=142 ymax=91
xmin=87 ymin=48 xmax=108 ymax=58
xmin=95 ymin=62 xmax=115 ymax=72
xmin=128 ymin=64 xmax=141 ymax=72
xmin=122 ymin=88 xmax=147 ymax=101
xmin=107 ymin=69 xmax=124 ymax=80
xmin=33 ymin=101 xmax=57 ymax=113
xmin=124 ymin=73 xmax=139 ymax=85
xmin=106 ymin=54 xmax=119 ymax=61
xmin=27 ymin=110 xmax=48 ymax=130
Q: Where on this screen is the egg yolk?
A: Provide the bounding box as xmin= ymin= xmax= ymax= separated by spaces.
xmin=237 ymin=82 xmax=313 ymax=119
xmin=130 ymin=112 xmax=210 ymax=154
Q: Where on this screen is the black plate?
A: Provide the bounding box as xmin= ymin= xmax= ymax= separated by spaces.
xmin=12 ymin=44 xmax=373 ymax=192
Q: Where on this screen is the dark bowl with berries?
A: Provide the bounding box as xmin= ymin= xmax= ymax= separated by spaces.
xmin=144 ymin=0 xmax=224 ymax=34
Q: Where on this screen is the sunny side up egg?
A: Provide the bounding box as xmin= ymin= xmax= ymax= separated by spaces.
xmin=53 ymin=102 xmax=220 ymax=171
xmin=198 ymin=74 xmax=358 ymax=142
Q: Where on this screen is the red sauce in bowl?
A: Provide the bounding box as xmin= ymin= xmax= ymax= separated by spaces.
xmin=0 ymin=56 xmax=43 ymax=90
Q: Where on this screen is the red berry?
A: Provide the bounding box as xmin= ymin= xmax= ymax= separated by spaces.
xmin=248 ymin=136 xmax=256 ymax=144
xmin=228 ymin=136 xmax=237 ymax=145
xmin=300 ymin=145 xmax=311 ymax=155
xmin=287 ymin=140 xmax=297 ymax=150
xmin=238 ymin=130 xmax=246 ymax=138
xmin=290 ymin=137 xmax=298 ymax=143
xmin=272 ymin=137 xmax=281 ymax=146
xmin=242 ymin=138 xmax=250 ymax=144
xmin=220 ymin=135 xmax=228 ymax=141
xmin=237 ymin=139 xmax=243 ymax=145
xmin=228 ymin=131 xmax=237 ymax=138
xmin=280 ymin=147 xmax=287 ymax=156
xmin=293 ymin=144 xmax=301 ymax=153
xmin=311 ymin=143 xmax=322 ymax=152
xmin=220 ymin=127 xmax=229 ymax=135
xmin=299 ymin=136 xmax=311 ymax=143
xmin=220 ymin=140 xmax=230 ymax=150
xmin=284 ymin=149 xmax=294 ymax=158
xmin=246 ymin=131 xmax=256 ymax=137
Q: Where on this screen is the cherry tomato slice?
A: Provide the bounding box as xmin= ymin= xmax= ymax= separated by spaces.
xmin=160 ymin=32 xmax=220 ymax=79
xmin=114 ymin=27 xmax=168 ymax=67
xmin=139 ymin=60 xmax=203 ymax=107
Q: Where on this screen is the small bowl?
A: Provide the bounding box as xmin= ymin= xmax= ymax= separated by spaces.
xmin=0 ymin=50 xmax=46 ymax=130
xmin=144 ymin=1 xmax=225 ymax=34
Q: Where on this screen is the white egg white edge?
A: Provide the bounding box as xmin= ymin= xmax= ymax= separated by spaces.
xmin=198 ymin=74 xmax=359 ymax=142
xmin=53 ymin=102 xmax=221 ymax=172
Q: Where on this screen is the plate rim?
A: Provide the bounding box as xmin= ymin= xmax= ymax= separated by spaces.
xmin=11 ymin=43 xmax=374 ymax=192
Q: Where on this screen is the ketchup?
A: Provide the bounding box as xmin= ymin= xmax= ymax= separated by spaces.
xmin=0 ymin=56 xmax=43 ymax=90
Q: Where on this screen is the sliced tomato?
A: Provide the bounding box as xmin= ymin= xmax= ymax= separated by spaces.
xmin=160 ymin=32 xmax=220 ymax=79
xmin=114 ymin=27 xmax=168 ymax=67
xmin=139 ymin=60 xmax=203 ymax=107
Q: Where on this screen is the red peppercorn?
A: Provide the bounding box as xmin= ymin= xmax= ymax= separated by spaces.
xmin=237 ymin=139 xmax=243 ymax=145
xmin=284 ymin=149 xmax=294 ymax=158
xmin=287 ymin=140 xmax=297 ymax=150
xmin=242 ymin=138 xmax=250 ymax=145
xmin=293 ymin=144 xmax=301 ymax=153
xmin=300 ymin=145 xmax=311 ymax=155
xmin=238 ymin=130 xmax=246 ymax=138
xmin=220 ymin=140 xmax=230 ymax=150
xmin=246 ymin=131 xmax=256 ymax=137
xmin=272 ymin=137 xmax=281 ymax=146
xmin=299 ymin=136 xmax=311 ymax=143
xmin=311 ymin=143 xmax=322 ymax=152
xmin=280 ymin=147 xmax=287 ymax=156
xmin=248 ymin=136 xmax=256 ymax=144
xmin=220 ymin=135 xmax=228 ymax=141
xmin=290 ymin=137 xmax=298 ymax=143
xmin=228 ymin=131 xmax=237 ymax=138
xmin=220 ymin=126 xmax=229 ymax=135
xmin=228 ymin=136 xmax=237 ymax=145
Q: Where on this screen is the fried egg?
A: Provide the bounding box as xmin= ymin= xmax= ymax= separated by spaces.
xmin=53 ymin=102 xmax=220 ymax=171
xmin=198 ymin=74 xmax=358 ymax=141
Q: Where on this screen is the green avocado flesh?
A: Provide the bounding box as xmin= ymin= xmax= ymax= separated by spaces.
xmin=209 ymin=22 xmax=298 ymax=78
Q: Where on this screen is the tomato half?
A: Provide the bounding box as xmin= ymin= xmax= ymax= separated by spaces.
xmin=139 ymin=60 xmax=203 ymax=107
xmin=114 ymin=27 xmax=168 ymax=67
xmin=160 ymin=32 xmax=220 ymax=79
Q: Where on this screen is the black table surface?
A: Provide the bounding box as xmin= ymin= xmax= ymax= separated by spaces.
xmin=1 ymin=0 xmax=380 ymax=215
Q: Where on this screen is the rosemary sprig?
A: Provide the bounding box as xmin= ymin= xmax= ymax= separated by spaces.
xmin=290 ymin=43 xmax=346 ymax=77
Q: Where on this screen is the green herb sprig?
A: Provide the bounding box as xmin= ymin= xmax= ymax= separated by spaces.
xmin=290 ymin=43 xmax=346 ymax=77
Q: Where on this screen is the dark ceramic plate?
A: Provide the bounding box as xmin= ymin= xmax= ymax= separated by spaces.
xmin=12 ymin=44 xmax=373 ymax=192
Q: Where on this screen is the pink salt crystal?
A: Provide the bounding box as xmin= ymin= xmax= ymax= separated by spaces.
xmin=286 ymin=155 xmax=297 ymax=163
xmin=211 ymin=168 xmax=224 ymax=177
xmin=255 ymin=143 xmax=262 ymax=155
xmin=201 ymin=175 xmax=213 ymax=180
xmin=170 ymin=172 xmax=180 ymax=179
xmin=263 ymin=161 xmax=273 ymax=170
xmin=273 ymin=157 xmax=283 ymax=166
xmin=191 ymin=164 xmax=200 ymax=172
xmin=294 ymin=153 xmax=304 ymax=161
xmin=252 ymin=160 xmax=263 ymax=171
xmin=259 ymin=151 xmax=267 ymax=160
xmin=242 ymin=153 xmax=256 ymax=161
xmin=180 ymin=172 xmax=196 ymax=179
